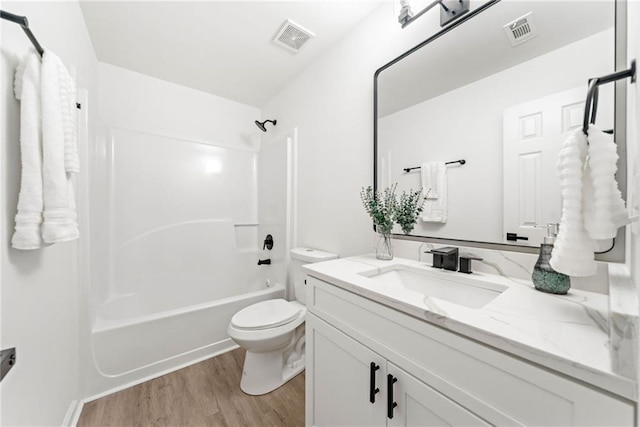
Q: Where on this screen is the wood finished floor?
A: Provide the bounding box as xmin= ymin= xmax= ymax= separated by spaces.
xmin=77 ymin=348 xmax=305 ymax=427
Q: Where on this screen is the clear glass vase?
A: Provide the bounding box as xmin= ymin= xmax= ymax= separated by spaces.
xmin=376 ymin=231 xmax=393 ymax=260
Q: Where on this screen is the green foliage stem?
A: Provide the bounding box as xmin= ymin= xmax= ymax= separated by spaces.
xmin=395 ymin=189 xmax=426 ymax=235
xmin=360 ymin=184 xmax=397 ymax=234
xmin=361 ymin=184 xmax=426 ymax=235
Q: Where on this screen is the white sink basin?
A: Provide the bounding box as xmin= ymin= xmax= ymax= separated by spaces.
xmin=360 ymin=265 xmax=507 ymax=309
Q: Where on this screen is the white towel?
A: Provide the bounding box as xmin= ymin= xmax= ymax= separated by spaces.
xmin=583 ymin=125 xmax=629 ymax=239
xmin=550 ymin=129 xmax=597 ymax=277
xmin=11 ymin=51 xmax=44 ymax=250
xmin=421 ymin=162 xmax=447 ymax=223
xmin=422 ymin=162 xmax=440 ymax=199
xmin=43 ymin=51 xmax=78 ymax=173
xmin=58 ymin=61 xmax=79 ymax=173
xmin=41 ymin=50 xmax=79 ymax=244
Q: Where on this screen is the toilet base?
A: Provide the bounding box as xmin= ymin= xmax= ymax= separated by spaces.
xmin=240 ymin=349 xmax=305 ymax=395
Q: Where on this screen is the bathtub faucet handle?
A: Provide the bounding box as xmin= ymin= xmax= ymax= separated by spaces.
xmin=258 ymin=258 xmax=271 ymax=265
xmin=263 ymin=234 xmax=274 ymax=250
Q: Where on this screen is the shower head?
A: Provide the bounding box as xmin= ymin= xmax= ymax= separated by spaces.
xmin=255 ymin=119 xmax=277 ymax=132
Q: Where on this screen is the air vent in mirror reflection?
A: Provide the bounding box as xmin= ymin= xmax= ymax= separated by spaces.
xmin=503 ymin=12 xmax=538 ymax=47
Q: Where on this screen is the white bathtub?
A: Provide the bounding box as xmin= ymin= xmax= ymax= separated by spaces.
xmin=91 ymin=283 xmax=284 ymax=377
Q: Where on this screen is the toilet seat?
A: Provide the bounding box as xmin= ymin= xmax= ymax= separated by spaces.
xmin=231 ymin=299 xmax=301 ymax=330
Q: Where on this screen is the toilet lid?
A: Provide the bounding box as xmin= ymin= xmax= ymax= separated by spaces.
xmin=231 ymin=299 xmax=301 ymax=330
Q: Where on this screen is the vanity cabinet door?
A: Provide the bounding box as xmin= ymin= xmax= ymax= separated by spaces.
xmin=306 ymin=313 xmax=387 ymax=427
xmin=386 ymin=362 xmax=490 ymax=427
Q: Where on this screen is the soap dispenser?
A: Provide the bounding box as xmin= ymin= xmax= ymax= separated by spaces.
xmin=532 ymin=224 xmax=570 ymax=295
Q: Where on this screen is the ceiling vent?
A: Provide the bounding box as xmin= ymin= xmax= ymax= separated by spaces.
xmin=503 ymin=12 xmax=538 ymax=47
xmin=273 ymin=20 xmax=314 ymax=53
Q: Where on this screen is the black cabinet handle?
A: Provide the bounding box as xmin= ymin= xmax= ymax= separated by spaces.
xmin=369 ymin=362 xmax=380 ymax=403
xmin=387 ymin=374 xmax=398 ymax=419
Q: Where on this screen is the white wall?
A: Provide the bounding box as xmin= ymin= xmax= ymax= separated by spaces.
xmin=628 ymin=0 xmax=640 ymax=398
xmin=629 ymin=0 xmax=640 ymax=277
xmin=263 ymin=3 xmax=446 ymax=257
xmin=0 ymin=1 xmax=97 ymax=425
xmin=97 ymin=63 xmax=261 ymax=147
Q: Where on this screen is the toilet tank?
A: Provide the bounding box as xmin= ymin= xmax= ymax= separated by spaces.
xmin=290 ymin=247 xmax=338 ymax=304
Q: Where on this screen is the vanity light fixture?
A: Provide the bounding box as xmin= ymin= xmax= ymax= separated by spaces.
xmin=398 ymin=0 xmax=470 ymax=28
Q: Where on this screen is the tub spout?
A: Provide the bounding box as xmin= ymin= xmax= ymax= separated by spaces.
xmin=257 ymin=259 xmax=271 ymax=265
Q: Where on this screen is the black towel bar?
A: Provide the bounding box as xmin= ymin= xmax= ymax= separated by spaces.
xmin=1 ymin=10 xmax=44 ymax=56
xmin=1 ymin=10 xmax=81 ymax=110
xmin=403 ymin=159 xmax=466 ymax=173
xmin=583 ymin=60 xmax=636 ymax=135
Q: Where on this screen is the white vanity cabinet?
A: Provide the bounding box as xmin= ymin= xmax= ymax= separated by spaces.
xmin=387 ymin=361 xmax=489 ymax=426
xmin=305 ymin=275 xmax=635 ymax=426
xmin=308 ymin=313 xmax=488 ymax=426
xmin=307 ymin=313 xmax=386 ymax=426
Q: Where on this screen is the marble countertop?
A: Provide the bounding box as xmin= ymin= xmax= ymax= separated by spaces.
xmin=303 ymin=254 xmax=637 ymax=401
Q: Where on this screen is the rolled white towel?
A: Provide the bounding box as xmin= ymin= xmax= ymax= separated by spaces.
xmin=550 ymin=129 xmax=597 ymax=277
xmin=583 ymin=125 xmax=629 ymax=239
xmin=11 ymin=51 xmax=44 ymax=250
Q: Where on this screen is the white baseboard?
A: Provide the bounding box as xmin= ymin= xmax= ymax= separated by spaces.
xmin=62 ymin=399 xmax=84 ymax=427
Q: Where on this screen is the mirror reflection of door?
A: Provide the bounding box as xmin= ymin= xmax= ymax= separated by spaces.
xmin=503 ymin=87 xmax=613 ymax=247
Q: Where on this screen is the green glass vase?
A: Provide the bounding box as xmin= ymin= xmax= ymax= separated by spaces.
xmin=532 ymin=243 xmax=570 ymax=295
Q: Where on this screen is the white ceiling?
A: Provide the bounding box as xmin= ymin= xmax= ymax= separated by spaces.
xmin=80 ymin=1 xmax=384 ymax=108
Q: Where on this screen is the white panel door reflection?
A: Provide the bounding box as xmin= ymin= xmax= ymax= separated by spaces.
xmin=502 ymin=86 xmax=613 ymax=246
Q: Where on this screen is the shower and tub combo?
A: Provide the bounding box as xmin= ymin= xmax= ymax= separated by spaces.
xmin=86 ymin=121 xmax=304 ymax=396
xmin=91 ymin=219 xmax=285 ymax=378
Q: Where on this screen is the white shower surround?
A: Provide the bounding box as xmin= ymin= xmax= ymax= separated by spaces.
xmin=87 ymin=121 xmax=291 ymax=393
xmin=105 ymin=127 xmax=260 ymax=300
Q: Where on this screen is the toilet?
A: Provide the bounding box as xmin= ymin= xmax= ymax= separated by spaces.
xmin=227 ymin=247 xmax=338 ymax=395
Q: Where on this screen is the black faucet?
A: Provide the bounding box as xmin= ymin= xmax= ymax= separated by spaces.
xmin=459 ymin=254 xmax=483 ymax=274
xmin=257 ymin=259 xmax=271 ymax=265
xmin=426 ymin=247 xmax=458 ymax=271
